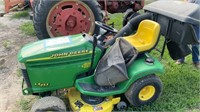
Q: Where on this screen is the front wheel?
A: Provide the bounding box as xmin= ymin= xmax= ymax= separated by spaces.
xmin=31 ymin=96 xmax=66 ymax=112
xmin=125 ymin=75 xmax=163 ymax=107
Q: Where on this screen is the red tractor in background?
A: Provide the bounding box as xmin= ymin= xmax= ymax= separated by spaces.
xmin=3 ymin=0 xmax=144 ymax=39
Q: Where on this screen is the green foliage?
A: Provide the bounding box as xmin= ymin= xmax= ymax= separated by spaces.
xmin=11 ymin=10 xmax=29 ymax=19
xmin=19 ymin=21 xmax=36 ymax=36
xmin=109 ymin=14 xmax=200 ymax=111
xmin=108 ymin=13 xmax=123 ymax=30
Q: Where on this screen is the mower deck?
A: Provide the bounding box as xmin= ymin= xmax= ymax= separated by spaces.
xmin=67 ymin=88 xmax=120 ymax=112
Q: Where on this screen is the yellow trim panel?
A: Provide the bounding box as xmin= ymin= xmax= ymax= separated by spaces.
xmin=67 ymin=88 xmax=120 ymax=112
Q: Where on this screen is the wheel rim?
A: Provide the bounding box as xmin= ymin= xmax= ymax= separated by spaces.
xmin=46 ymin=0 xmax=95 ymax=37
xmin=139 ymin=85 xmax=155 ymax=101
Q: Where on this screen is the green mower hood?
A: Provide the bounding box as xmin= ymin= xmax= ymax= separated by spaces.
xmin=18 ymin=34 xmax=103 ymax=94
xmin=18 ymin=34 xmax=93 ymax=63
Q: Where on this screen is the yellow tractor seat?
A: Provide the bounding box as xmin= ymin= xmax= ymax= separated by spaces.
xmin=124 ymin=20 xmax=161 ymax=52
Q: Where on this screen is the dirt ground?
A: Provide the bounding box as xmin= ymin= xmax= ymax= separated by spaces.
xmin=0 ymin=1 xmax=36 ymax=111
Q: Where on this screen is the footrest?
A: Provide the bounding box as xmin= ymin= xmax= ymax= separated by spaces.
xmin=79 ymin=83 xmax=119 ymax=93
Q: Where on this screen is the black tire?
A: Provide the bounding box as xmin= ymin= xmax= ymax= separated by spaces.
xmin=31 ymin=96 xmax=66 ymax=112
xmin=32 ymin=0 xmax=40 ymax=12
xmin=33 ymin=0 xmax=102 ymax=40
xmin=123 ymin=10 xmax=140 ymax=26
xmin=125 ymin=75 xmax=162 ymax=107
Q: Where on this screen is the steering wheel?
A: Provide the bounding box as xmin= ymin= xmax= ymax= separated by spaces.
xmin=95 ymin=21 xmax=118 ymax=33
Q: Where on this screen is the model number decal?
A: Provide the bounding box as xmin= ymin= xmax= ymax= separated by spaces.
xmin=82 ymin=62 xmax=91 ymax=68
xmin=35 ymin=83 xmax=49 ymax=87
xmin=27 ymin=50 xmax=92 ymax=62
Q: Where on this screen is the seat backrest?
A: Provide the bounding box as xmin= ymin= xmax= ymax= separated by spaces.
xmin=124 ymin=20 xmax=161 ymax=52
xmin=136 ymin=20 xmax=160 ymax=47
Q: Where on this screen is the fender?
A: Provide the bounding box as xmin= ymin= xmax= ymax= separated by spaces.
xmin=118 ymin=53 xmax=164 ymax=91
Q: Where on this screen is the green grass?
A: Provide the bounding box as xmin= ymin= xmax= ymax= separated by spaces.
xmin=0 ymin=1 xmax=4 ymax=5
xmin=108 ymin=13 xmax=123 ymax=30
xmin=16 ymin=69 xmax=22 ymax=77
xmin=19 ymin=21 xmax=36 ymax=36
xmin=2 ymin=40 xmax=11 ymax=50
xmin=11 ymin=10 xmax=29 ymax=19
xmin=19 ymin=98 xmax=32 ymax=111
xmin=109 ymin=14 xmax=200 ymax=111
xmin=16 ymin=97 xmax=38 ymax=112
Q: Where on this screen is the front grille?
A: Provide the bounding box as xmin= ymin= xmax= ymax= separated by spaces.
xmin=21 ymin=69 xmax=31 ymax=88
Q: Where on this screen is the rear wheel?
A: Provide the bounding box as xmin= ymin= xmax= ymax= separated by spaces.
xmin=32 ymin=0 xmax=39 ymax=12
xmin=33 ymin=0 xmax=102 ymax=39
xmin=125 ymin=75 xmax=162 ymax=107
xmin=31 ymin=96 xmax=66 ymax=112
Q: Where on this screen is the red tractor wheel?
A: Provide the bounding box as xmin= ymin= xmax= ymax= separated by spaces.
xmin=33 ymin=0 xmax=102 ymax=39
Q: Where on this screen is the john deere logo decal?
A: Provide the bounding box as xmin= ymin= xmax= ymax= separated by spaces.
xmin=27 ymin=50 xmax=92 ymax=62
xmin=51 ymin=50 xmax=92 ymax=58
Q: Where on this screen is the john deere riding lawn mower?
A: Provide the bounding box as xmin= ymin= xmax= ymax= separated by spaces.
xmin=18 ymin=1 xmax=200 ymax=112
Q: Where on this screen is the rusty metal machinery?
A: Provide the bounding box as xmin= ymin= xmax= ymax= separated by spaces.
xmin=2 ymin=0 xmax=144 ymax=38
xmin=4 ymin=0 xmax=26 ymax=13
xmin=98 ymin=0 xmax=144 ymax=14
xmin=2 ymin=0 xmax=144 ymax=14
